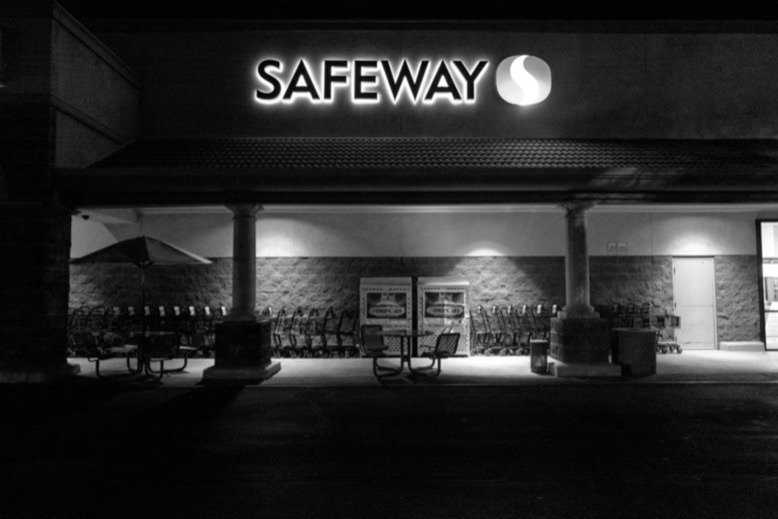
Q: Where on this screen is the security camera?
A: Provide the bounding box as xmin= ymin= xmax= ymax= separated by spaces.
xmin=81 ymin=214 xmax=90 ymax=220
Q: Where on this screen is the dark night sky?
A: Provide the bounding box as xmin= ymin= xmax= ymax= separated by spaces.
xmin=54 ymin=0 xmax=778 ymax=22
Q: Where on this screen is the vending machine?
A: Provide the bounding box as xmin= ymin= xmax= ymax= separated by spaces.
xmin=359 ymin=277 xmax=413 ymax=355
xmin=416 ymin=277 xmax=470 ymax=355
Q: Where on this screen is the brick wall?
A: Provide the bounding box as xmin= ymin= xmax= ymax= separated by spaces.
xmin=69 ymin=254 xmax=761 ymax=342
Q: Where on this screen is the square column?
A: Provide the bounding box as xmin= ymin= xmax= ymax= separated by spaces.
xmin=226 ymin=204 xmax=261 ymax=322
xmin=551 ymin=202 xmax=620 ymax=378
xmin=0 ymin=203 xmax=80 ymax=382
xmin=202 ymin=204 xmax=279 ymax=385
xmin=558 ymin=202 xmax=599 ymax=320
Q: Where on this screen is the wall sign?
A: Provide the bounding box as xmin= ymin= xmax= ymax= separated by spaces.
xmin=495 ymin=55 xmax=552 ymax=106
xmin=253 ymin=55 xmax=550 ymax=107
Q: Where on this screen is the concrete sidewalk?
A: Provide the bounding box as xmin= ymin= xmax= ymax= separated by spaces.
xmin=66 ymin=350 xmax=778 ymax=387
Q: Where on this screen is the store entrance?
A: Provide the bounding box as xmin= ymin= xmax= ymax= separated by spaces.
xmin=759 ymin=221 xmax=778 ymax=350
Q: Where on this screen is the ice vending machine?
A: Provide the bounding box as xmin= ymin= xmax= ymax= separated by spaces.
xmin=416 ymin=277 xmax=470 ymax=355
xmin=360 ymin=277 xmax=413 ymax=355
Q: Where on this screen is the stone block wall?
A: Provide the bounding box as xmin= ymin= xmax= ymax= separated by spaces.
xmin=590 ymin=256 xmax=674 ymax=311
xmin=69 ymin=260 xmax=232 ymax=311
xmin=70 ymin=256 xmax=567 ymax=313
xmin=589 ymin=255 xmax=761 ymax=342
xmin=256 ymin=257 xmax=567 ymax=312
xmin=69 ymin=254 xmax=761 ymax=343
xmin=715 ymin=255 xmax=760 ymax=342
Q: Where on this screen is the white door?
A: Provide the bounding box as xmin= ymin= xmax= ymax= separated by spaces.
xmin=673 ymin=257 xmax=717 ymax=349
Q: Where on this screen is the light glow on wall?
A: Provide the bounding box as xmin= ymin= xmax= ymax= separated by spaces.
xmin=666 ymin=230 xmax=718 ymax=255
xmin=463 ymin=242 xmax=513 ymax=257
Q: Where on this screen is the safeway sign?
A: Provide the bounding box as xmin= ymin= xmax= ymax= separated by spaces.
xmin=253 ymin=55 xmax=551 ymax=107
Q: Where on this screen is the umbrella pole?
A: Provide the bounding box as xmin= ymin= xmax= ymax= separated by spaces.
xmin=138 ymin=267 xmax=147 ymax=374
xmin=140 ymin=268 xmax=146 ymax=335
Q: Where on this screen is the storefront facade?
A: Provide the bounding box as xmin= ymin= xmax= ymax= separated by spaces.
xmin=69 ymin=206 xmax=763 ymax=349
xmin=2 ymin=0 xmax=778 ymax=380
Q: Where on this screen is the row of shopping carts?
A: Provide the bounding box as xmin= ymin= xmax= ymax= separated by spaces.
xmin=67 ymin=303 xmax=362 ymax=359
xmin=596 ymin=302 xmax=653 ymax=329
xmin=596 ymin=301 xmax=682 ymax=354
xmin=270 ymin=306 xmax=360 ymax=358
xmin=469 ymin=304 xmax=558 ymax=356
xmin=67 ymin=304 xmax=228 ymax=357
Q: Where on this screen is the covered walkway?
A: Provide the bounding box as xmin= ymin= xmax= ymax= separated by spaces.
xmin=66 ymin=351 xmax=778 ymax=388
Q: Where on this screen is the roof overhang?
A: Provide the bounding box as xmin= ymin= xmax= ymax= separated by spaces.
xmin=56 ymin=138 xmax=778 ymax=207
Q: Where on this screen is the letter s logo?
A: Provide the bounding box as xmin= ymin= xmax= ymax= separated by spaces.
xmin=496 ymin=55 xmax=551 ymax=106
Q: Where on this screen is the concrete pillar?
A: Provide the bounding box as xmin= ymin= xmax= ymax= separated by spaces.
xmin=549 ymin=201 xmax=620 ymax=378
xmin=0 ymin=165 xmax=8 ymax=202
xmin=202 ymin=203 xmax=280 ymax=385
xmin=0 ymin=202 xmax=80 ymax=382
xmin=559 ymin=201 xmax=599 ymax=319
xmin=226 ymin=203 xmax=260 ymax=322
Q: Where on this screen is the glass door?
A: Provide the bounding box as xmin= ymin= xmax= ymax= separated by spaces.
xmin=759 ymin=221 xmax=778 ymax=350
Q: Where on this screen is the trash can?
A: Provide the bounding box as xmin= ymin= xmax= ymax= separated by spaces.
xmin=530 ymin=339 xmax=550 ymax=374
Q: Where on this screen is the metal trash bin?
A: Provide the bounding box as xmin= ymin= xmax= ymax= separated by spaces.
xmin=530 ymin=339 xmax=550 ymax=374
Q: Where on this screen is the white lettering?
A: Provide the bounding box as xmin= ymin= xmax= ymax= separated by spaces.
xmin=254 ymin=57 xmax=490 ymax=106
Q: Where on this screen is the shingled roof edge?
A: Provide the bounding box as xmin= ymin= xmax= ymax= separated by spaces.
xmin=87 ymin=137 xmax=778 ymax=170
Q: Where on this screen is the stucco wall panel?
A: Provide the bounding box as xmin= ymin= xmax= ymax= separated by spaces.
xmin=91 ymin=29 xmax=778 ymax=140
xmin=645 ymin=34 xmax=778 ymax=139
xmin=72 ymin=209 xmax=759 ymax=260
xmin=51 ymin=12 xmax=140 ymax=144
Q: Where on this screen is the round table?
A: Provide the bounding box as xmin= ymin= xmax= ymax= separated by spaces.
xmin=372 ymin=328 xmax=434 ymax=377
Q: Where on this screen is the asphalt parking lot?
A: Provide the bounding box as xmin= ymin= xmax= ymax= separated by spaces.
xmin=2 ymin=377 xmax=778 ymax=518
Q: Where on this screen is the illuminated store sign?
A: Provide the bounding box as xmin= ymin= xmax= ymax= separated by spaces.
xmin=496 ymin=55 xmax=552 ymax=106
xmin=254 ymin=55 xmax=550 ymax=106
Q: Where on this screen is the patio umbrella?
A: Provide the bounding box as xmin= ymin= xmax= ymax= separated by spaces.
xmin=70 ymin=235 xmax=213 ymax=334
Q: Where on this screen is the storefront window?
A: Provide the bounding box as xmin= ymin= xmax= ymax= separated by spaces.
xmin=759 ymin=221 xmax=778 ymax=350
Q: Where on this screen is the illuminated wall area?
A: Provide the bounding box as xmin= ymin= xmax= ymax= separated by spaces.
xmin=69 ymin=207 xmax=767 ymax=343
xmin=71 ymin=208 xmax=759 ymax=259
